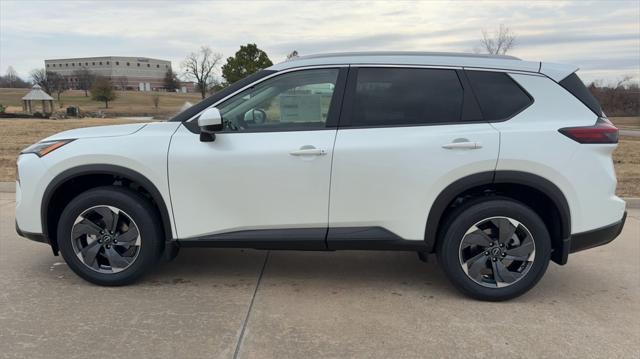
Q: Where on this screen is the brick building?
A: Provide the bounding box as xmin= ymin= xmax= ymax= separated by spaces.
xmin=44 ymin=56 xmax=173 ymax=91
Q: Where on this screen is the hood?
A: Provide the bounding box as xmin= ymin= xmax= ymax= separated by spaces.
xmin=43 ymin=123 xmax=148 ymax=141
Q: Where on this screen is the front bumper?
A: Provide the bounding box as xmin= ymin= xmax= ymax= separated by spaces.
xmin=15 ymin=220 xmax=48 ymax=244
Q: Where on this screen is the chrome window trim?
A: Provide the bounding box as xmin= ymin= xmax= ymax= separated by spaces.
xmin=349 ymin=63 xmax=462 ymax=70
xmin=185 ymin=63 xmax=543 ymax=123
xmin=463 ymin=66 xmax=545 ymax=77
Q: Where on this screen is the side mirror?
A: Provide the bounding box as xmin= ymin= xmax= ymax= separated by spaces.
xmin=198 ymin=107 xmax=223 ymax=142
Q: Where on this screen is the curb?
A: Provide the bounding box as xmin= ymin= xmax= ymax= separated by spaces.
xmin=1 ymin=181 xmax=639 ymax=209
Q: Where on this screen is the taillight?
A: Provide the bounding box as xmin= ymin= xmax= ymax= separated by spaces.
xmin=558 ymin=118 xmax=618 ymax=144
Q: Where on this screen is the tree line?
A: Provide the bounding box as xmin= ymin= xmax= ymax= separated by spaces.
xmin=588 ymin=77 xmax=639 ymax=117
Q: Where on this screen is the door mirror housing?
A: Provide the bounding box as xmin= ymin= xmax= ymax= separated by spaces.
xmin=198 ymin=107 xmax=223 ymax=142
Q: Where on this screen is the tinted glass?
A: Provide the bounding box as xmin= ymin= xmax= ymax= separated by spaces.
xmin=170 ymin=70 xmax=275 ymax=123
xmin=559 ymin=73 xmax=602 ymax=116
xmin=466 ymin=71 xmax=532 ymax=121
xmin=217 ymin=69 xmax=339 ymax=132
xmin=351 ymin=68 xmax=463 ymax=126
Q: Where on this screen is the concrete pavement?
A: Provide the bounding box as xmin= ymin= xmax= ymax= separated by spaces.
xmin=1 ymin=191 xmax=639 ymax=358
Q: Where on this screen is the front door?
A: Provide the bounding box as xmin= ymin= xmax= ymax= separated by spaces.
xmin=168 ymin=67 xmax=347 ymax=245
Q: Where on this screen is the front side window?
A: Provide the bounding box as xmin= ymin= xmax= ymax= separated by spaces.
xmin=216 ymin=68 xmax=340 ymax=132
xmin=350 ymin=68 xmax=463 ymax=127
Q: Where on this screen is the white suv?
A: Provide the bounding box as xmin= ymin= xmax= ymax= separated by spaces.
xmin=16 ymin=52 xmax=627 ymax=301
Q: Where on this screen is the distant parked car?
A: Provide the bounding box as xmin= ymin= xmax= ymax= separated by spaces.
xmin=16 ymin=52 xmax=626 ymax=301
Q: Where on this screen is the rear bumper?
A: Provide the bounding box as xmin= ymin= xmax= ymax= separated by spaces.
xmin=555 ymin=211 xmax=627 ymax=265
xmin=570 ymin=211 xmax=627 ymax=253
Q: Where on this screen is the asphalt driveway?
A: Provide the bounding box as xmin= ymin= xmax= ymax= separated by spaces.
xmin=1 ymin=191 xmax=638 ymax=358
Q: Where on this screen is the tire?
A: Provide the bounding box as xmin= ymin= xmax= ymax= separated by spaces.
xmin=57 ymin=186 xmax=163 ymax=286
xmin=436 ymin=197 xmax=551 ymax=301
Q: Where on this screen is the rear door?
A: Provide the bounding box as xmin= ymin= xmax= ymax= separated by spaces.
xmin=328 ymin=67 xmax=500 ymax=243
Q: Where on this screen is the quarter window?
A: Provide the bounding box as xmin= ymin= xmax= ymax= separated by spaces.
xmin=216 ymin=68 xmax=340 ymax=132
xmin=465 ymin=71 xmax=532 ymax=121
xmin=350 ymin=68 xmax=463 ymax=126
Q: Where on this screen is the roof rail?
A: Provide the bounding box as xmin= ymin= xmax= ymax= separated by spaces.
xmin=295 ymin=51 xmax=521 ymax=61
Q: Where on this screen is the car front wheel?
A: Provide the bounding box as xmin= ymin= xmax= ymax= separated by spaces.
xmin=57 ymin=186 xmax=163 ymax=286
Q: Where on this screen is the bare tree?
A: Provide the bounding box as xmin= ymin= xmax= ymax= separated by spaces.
xmin=47 ymin=72 xmax=68 ymax=107
xmin=30 ymin=69 xmax=51 ymax=93
xmin=182 ymin=46 xmax=223 ymax=99
xmin=73 ymin=67 xmax=95 ymax=96
xmin=116 ymin=76 xmax=129 ymax=90
xmin=30 ymin=68 xmax=67 ymax=104
xmin=477 ymin=24 xmax=516 ymax=55
xmin=1 ymin=66 xmax=29 ymax=88
xmin=5 ymin=66 xmax=19 ymax=88
xmin=614 ymin=75 xmax=634 ymax=89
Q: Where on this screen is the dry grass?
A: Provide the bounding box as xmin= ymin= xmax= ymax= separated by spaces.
xmin=613 ymin=136 xmax=640 ymax=197
xmin=0 ymin=88 xmax=201 ymax=119
xmin=0 ymin=117 xmax=638 ymax=197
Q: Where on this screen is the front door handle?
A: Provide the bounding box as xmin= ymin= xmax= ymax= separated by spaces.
xmin=442 ymin=141 xmax=482 ymax=150
xmin=289 ymin=146 xmax=327 ymax=156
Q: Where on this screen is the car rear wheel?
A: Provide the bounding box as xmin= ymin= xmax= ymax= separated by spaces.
xmin=437 ymin=198 xmax=551 ymax=301
xmin=57 ymin=186 xmax=163 ymax=285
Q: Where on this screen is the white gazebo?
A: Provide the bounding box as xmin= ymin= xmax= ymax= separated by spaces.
xmin=22 ymin=84 xmax=55 ymax=115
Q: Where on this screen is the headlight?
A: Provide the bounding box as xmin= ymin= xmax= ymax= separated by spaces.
xmin=21 ymin=139 xmax=75 ymax=157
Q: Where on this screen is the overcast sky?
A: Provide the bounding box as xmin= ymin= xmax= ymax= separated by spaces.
xmin=1 ymin=0 xmax=638 ymax=84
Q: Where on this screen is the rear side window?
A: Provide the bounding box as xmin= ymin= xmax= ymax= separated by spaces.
xmin=350 ymin=68 xmax=463 ymax=126
xmin=559 ymin=73 xmax=603 ymax=116
xmin=466 ymin=71 xmax=532 ymax=121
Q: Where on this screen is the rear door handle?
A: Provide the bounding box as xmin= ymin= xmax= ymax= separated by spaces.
xmin=442 ymin=141 xmax=482 ymax=149
xmin=289 ymin=147 xmax=327 ymax=156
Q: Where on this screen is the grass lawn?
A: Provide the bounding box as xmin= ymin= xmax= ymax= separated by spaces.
xmin=0 ymin=88 xmax=202 ymax=119
xmin=613 ymin=136 xmax=640 ymax=197
xmin=0 ymin=117 xmax=638 ymax=197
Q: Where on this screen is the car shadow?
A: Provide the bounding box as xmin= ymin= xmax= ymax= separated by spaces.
xmin=153 ymin=248 xmax=454 ymax=293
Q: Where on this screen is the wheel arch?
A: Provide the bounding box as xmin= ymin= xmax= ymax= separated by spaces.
xmin=42 ymin=164 xmax=174 ymax=254
xmin=425 ymin=171 xmax=571 ymax=264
